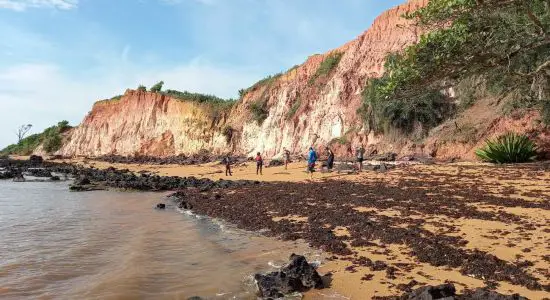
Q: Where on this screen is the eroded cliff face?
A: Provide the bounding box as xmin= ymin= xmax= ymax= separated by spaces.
xmin=62 ymin=0 xmax=429 ymax=158
xmin=62 ymin=0 xmax=549 ymax=159
xmin=59 ymin=90 xmax=229 ymax=157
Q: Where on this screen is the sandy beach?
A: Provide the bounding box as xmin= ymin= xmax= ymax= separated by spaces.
xmin=43 ymin=157 xmax=550 ymax=299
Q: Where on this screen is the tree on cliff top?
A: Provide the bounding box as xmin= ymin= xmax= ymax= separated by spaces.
xmin=137 ymin=85 xmax=147 ymax=92
xmin=149 ymin=81 xmax=164 ymax=93
xmin=16 ymin=124 xmax=32 ymax=143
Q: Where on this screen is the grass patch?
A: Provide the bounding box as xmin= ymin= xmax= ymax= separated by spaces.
xmin=286 ymin=98 xmax=302 ymax=120
xmin=249 ymin=100 xmax=269 ymax=125
xmin=309 ymin=52 xmax=343 ymax=85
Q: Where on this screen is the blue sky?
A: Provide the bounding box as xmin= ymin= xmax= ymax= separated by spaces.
xmin=0 ymin=0 xmax=403 ymax=147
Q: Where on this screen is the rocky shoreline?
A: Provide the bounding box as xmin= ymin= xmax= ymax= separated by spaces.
xmin=2 ymin=156 xmax=548 ymax=299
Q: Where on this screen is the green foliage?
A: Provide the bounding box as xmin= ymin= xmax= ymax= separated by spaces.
xmin=542 ymin=100 xmax=550 ymax=125
xmin=331 ymin=136 xmax=348 ymax=145
xmin=360 ymin=0 xmax=550 ymax=135
xmin=222 ymin=125 xmax=234 ymax=144
xmin=309 ymin=52 xmax=343 ymax=84
xmin=249 ymin=100 xmax=269 ymax=125
xmin=109 ymin=95 xmax=123 ymax=101
xmin=240 ymin=73 xmax=283 ymax=98
xmin=1 ymin=121 xmax=72 ymax=155
xmin=137 ymin=85 xmax=147 ymax=92
xmin=475 ymin=132 xmax=537 ymax=163
xmin=163 ymin=89 xmax=234 ymax=107
xmin=286 ymin=98 xmax=302 ymax=120
xmin=150 ymin=81 xmax=164 ymax=93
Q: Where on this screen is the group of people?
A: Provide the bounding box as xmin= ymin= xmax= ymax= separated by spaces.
xmin=222 ymin=145 xmax=366 ymax=178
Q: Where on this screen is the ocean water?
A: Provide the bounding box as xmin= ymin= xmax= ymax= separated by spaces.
xmin=0 ymin=180 xmax=321 ymax=299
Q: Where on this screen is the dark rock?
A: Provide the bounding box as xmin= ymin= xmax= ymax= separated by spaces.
xmin=268 ymin=159 xmax=284 ymax=167
xmin=404 ymin=283 xmax=456 ymax=299
xmin=29 ymin=155 xmax=44 ymax=165
xmin=50 ymin=176 xmax=61 ymax=181
xmin=369 ymin=152 xmax=397 ymax=162
xmin=186 ymin=297 xmax=204 ymax=300
xmin=26 ymin=168 xmax=52 ymax=177
xmin=255 ymin=254 xmax=324 ymax=298
xmin=459 ymin=288 xmax=528 ymax=300
xmin=156 ymin=203 xmax=166 ymax=209
xmin=13 ymin=174 xmax=25 ymax=182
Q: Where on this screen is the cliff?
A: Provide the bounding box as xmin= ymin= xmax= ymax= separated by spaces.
xmin=59 ymin=91 xmax=230 ymax=157
xmin=59 ymin=0 xmax=550 ymax=159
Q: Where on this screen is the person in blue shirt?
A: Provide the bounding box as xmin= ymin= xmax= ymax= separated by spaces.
xmin=307 ymin=147 xmax=318 ymax=179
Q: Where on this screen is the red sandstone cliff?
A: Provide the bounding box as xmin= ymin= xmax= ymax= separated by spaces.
xmin=59 ymin=0 xmax=549 ymax=159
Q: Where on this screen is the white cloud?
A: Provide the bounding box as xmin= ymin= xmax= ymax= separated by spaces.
xmin=0 ymin=0 xmax=78 ymax=11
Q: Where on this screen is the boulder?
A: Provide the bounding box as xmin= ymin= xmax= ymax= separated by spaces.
xmin=460 ymin=288 xmax=527 ymax=300
xmin=13 ymin=174 xmax=26 ymax=182
xmin=29 ymin=155 xmax=44 ymax=165
xmin=255 ymin=254 xmax=324 ymax=299
xmin=50 ymin=176 xmax=61 ymax=181
xmin=268 ymin=159 xmax=284 ymax=167
xmin=156 ymin=203 xmax=166 ymax=209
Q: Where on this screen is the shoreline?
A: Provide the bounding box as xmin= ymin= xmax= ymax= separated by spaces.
xmin=2 ymin=156 xmax=549 ymax=299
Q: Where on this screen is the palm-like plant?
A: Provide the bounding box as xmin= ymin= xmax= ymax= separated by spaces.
xmin=475 ymin=132 xmax=537 ymax=163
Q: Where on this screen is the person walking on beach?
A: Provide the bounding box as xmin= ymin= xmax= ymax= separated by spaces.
xmin=255 ymin=152 xmax=263 ymax=175
xmin=307 ymin=147 xmax=318 ymax=179
xmin=283 ymin=147 xmax=291 ymax=170
xmin=222 ymin=154 xmax=232 ymax=176
xmin=356 ymin=145 xmax=365 ymax=172
xmin=325 ymin=147 xmax=335 ymax=171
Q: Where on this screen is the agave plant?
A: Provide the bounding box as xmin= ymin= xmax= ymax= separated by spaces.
xmin=475 ymin=133 xmax=537 ymax=164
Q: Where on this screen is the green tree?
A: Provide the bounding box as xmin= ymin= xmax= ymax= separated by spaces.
xmin=137 ymin=85 xmax=147 ymax=92
xmin=149 ymin=81 xmax=164 ymax=93
xmin=360 ymin=0 xmax=550 ymax=135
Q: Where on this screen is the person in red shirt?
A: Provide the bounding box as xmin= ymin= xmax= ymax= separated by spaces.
xmin=255 ymin=152 xmax=263 ymax=175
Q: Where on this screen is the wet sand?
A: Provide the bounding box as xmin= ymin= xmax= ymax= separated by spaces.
xmin=44 ymin=157 xmax=550 ymax=298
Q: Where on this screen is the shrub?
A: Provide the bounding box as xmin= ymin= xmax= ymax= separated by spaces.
xmin=0 ymin=121 xmax=72 ymax=155
xmin=137 ymin=85 xmax=147 ymax=92
xmin=331 ymin=136 xmax=348 ymax=145
xmin=475 ymin=132 xmax=537 ymax=163
xmin=309 ymin=52 xmax=343 ymax=84
xmin=150 ymin=81 xmax=164 ymax=93
xmin=541 ymin=100 xmax=550 ymax=126
xmin=286 ymin=98 xmax=302 ymax=120
xmin=222 ymin=125 xmax=234 ymax=144
xmin=249 ymin=100 xmax=269 ymax=125
xmin=240 ymin=73 xmax=283 ymax=98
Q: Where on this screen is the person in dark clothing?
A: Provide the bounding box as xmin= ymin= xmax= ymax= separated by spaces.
xmin=255 ymin=152 xmax=263 ymax=175
xmin=325 ymin=147 xmax=335 ymax=171
xmin=223 ymin=155 xmax=232 ymax=176
xmin=356 ymin=145 xmax=365 ymax=172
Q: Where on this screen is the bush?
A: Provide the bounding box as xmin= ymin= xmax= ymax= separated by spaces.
xmin=309 ymin=52 xmax=343 ymax=84
xmin=249 ymin=100 xmax=269 ymax=125
xmin=222 ymin=125 xmax=234 ymax=144
xmin=541 ymin=100 xmax=550 ymax=126
xmin=0 ymin=121 xmax=72 ymax=155
xmin=150 ymin=81 xmax=164 ymax=93
xmin=240 ymin=73 xmax=283 ymax=98
xmin=286 ymin=98 xmax=302 ymax=120
xmin=137 ymin=85 xmax=147 ymax=92
xmin=475 ymin=132 xmax=537 ymax=163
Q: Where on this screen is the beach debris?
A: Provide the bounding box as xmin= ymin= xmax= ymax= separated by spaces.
xmin=155 ymin=203 xmax=166 ymax=209
xmin=254 ymin=254 xmax=324 ymax=299
xmin=377 ymin=284 xmax=528 ymax=300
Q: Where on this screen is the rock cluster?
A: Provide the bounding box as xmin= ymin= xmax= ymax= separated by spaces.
xmin=254 ymin=254 xmax=324 ymax=299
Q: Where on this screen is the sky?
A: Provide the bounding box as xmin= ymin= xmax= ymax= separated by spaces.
xmin=0 ymin=0 xmax=403 ymax=147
